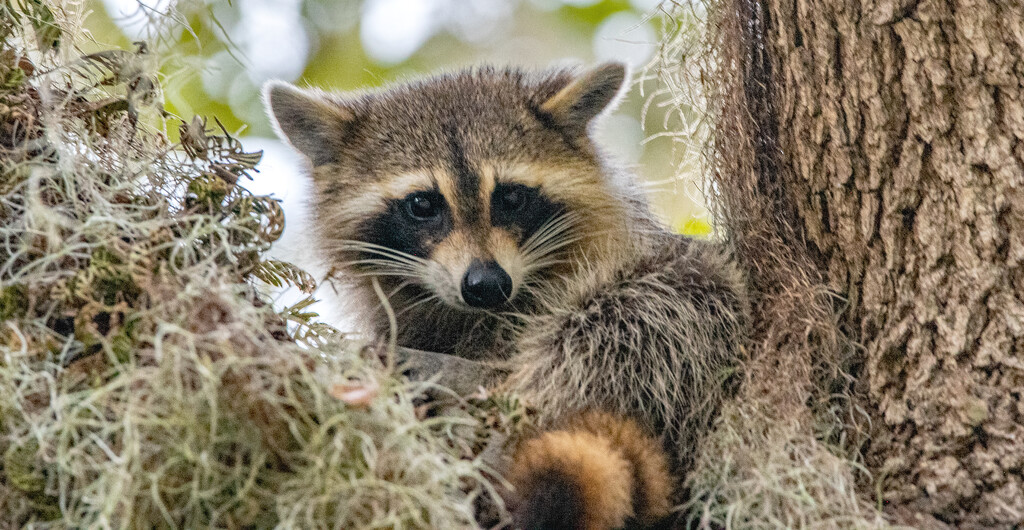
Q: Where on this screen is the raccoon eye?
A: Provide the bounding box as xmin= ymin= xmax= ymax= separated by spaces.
xmin=497 ymin=185 xmax=530 ymax=212
xmin=404 ymin=192 xmax=443 ymax=220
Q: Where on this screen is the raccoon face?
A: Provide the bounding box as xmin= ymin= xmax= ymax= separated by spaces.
xmin=360 ymin=176 xmax=567 ymax=309
xmin=264 ymin=63 xmax=628 ymax=312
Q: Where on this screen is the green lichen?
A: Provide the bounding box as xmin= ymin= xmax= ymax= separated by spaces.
xmin=0 ymin=283 xmax=28 ymax=320
xmin=186 ymin=174 xmax=233 ymax=212
xmin=1 ymin=64 xmax=25 ymax=90
xmin=4 ymin=438 xmax=44 ymax=493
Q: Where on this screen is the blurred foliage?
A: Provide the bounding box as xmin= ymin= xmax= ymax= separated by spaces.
xmin=85 ymin=0 xmax=712 ymax=233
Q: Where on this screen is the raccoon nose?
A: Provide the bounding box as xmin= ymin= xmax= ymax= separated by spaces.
xmin=461 ymin=260 xmax=513 ymax=308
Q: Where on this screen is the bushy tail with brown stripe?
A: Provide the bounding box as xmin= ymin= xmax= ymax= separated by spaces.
xmin=507 ymin=411 xmax=674 ymax=530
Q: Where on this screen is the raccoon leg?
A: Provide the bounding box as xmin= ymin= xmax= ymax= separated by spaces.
xmin=506 ymin=410 xmax=673 ymax=530
xmin=397 ymin=346 xmax=508 ymax=395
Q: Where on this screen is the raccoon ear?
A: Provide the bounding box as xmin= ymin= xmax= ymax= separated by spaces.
xmin=538 ymin=62 xmax=628 ymax=139
xmin=263 ymin=81 xmax=355 ymax=166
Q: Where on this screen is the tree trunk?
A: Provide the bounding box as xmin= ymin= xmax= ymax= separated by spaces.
xmin=695 ymin=0 xmax=1024 ymax=526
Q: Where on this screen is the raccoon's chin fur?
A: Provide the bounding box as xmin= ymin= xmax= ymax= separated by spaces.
xmin=348 ymin=275 xmax=519 ymax=359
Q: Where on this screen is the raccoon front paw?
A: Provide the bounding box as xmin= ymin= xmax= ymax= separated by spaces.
xmin=397 ymin=347 xmax=507 ymax=396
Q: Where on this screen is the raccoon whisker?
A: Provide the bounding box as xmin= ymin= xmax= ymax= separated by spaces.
xmin=387 ymin=280 xmax=417 ymax=298
xmin=421 ymin=296 xmax=458 ymax=330
xmin=352 ymin=271 xmax=427 ymax=280
xmin=523 ymin=232 xmax=580 ymax=255
xmin=339 ymin=257 xmax=427 ymax=276
xmin=342 ymin=259 xmax=428 ymax=273
xmin=522 ymin=235 xmax=583 ymax=263
xmin=366 ymin=280 xmax=420 ymax=320
xmin=343 ymin=259 xmax=424 ymax=271
xmin=335 ymin=239 xmax=420 ymax=255
xmin=524 ymin=221 xmax=581 ymax=260
xmin=344 ymin=259 xmax=429 ymax=275
xmin=335 ymin=240 xmax=430 ymax=267
xmin=469 ymin=309 xmax=519 ymax=334
xmin=397 ymin=293 xmax=440 ymax=317
xmin=337 ymin=255 xmax=433 ymax=282
xmin=521 ymin=212 xmax=576 ymax=248
xmin=346 ymin=250 xmax=426 ymax=270
xmin=520 ymin=212 xmax=581 ymax=255
xmin=520 ymin=241 xmax=582 ymax=276
xmin=520 ymin=231 xmax=581 ymax=273
xmin=352 ymin=270 xmax=427 ymax=280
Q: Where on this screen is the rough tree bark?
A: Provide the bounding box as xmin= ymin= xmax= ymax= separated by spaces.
xmin=706 ymin=0 xmax=1024 ymax=526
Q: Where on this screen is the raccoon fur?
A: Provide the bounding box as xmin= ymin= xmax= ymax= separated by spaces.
xmin=264 ymin=63 xmax=748 ymax=530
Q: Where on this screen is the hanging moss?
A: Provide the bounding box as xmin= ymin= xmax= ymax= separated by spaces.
xmin=0 ymin=3 xmax=521 ymax=528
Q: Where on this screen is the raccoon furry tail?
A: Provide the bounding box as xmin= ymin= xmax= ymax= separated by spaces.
xmin=507 ymin=411 xmax=673 ymax=530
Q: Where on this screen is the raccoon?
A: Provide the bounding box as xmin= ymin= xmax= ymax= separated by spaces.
xmin=264 ymin=63 xmax=748 ymax=529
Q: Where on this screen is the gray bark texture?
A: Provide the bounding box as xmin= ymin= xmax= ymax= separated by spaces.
xmin=704 ymin=0 xmax=1024 ymax=525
